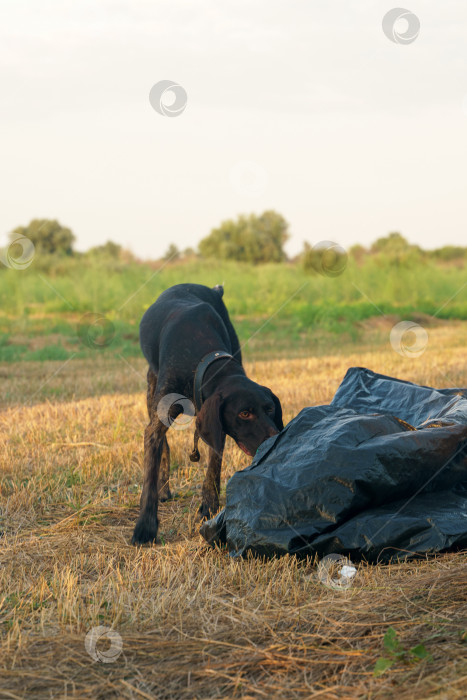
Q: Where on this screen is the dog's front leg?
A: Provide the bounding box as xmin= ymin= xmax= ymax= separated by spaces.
xmin=198 ymin=439 xmax=225 ymax=520
xmin=132 ymin=418 xmax=168 ymax=545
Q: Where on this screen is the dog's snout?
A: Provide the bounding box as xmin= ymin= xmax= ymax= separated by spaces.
xmin=261 ymin=426 xmax=279 ymax=445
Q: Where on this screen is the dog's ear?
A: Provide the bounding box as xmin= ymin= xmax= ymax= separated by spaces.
xmin=270 ymin=390 xmax=284 ymax=431
xmin=196 ymin=392 xmax=225 ymax=455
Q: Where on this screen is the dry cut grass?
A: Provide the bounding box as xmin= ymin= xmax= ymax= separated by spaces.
xmin=1 ymin=324 xmax=467 ymax=698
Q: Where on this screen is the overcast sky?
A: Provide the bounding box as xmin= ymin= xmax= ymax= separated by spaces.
xmin=1 ymin=0 xmax=467 ymax=258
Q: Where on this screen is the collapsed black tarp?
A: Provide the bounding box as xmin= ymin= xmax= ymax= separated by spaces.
xmin=200 ymin=368 xmax=467 ymax=563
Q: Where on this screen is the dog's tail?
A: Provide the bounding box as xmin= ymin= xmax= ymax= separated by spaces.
xmin=212 ymin=283 xmax=224 ymax=297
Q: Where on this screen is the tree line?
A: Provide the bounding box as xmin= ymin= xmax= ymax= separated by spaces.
xmin=3 ymin=215 xmax=466 ymax=271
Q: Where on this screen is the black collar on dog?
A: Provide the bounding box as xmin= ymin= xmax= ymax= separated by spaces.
xmin=193 ymin=350 xmax=234 ymax=411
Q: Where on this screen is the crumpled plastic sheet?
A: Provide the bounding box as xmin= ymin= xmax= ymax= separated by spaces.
xmin=200 ymin=367 xmax=467 ymax=563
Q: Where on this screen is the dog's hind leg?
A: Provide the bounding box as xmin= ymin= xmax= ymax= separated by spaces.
xmin=146 ymin=367 xmax=158 ymax=418
xmin=198 ymin=439 xmax=225 ymax=520
xmin=158 ymin=436 xmax=172 ymax=501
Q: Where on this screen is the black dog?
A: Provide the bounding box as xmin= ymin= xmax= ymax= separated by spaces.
xmin=132 ymin=283 xmax=283 ymax=545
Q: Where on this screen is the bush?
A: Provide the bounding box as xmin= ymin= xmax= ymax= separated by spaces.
xmin=9 ymin=219 xmax=75 ymax=256
xmin=199 ymin=210 xmax=289 ymax=264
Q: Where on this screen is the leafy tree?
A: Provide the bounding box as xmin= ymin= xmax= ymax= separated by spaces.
xmin=430 ymin=245 xmax=466 ymax=262
xmin=371 ymin=232 xmax=411 ymax=254
xmin=87 ymin=241 xmax=122 ymax=259
xmin=199 ymin=210 xmax=289 ymax=264
xmin=10 ymin=219 xmax=75 ymax=256
xmin=164 ymin=243 xmax=180 ymax=261
xmin=183 ymin=247 xmax=197 ymax=258
xmin=370 ymin=232 xmax=423 ymax=266
xmin=349 ymin=243 xmax=369 ymax=264
xmin=301 ymin=241 xmax=348 ymax=276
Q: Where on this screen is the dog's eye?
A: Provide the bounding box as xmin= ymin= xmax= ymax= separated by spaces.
xmin=238 ymin=410 xmax=252 ymax=420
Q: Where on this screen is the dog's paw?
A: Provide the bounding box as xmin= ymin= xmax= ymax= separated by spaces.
xmin=158 ymin=486 xmax=173 ymax=502
xmin=131 ymin=516 xmax=159 ymax=546
xmin=196 ymin=501 xmax=218 ymax=522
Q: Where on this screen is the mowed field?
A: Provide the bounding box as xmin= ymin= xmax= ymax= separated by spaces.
xmin=1 ymin=322 xmax=467 ymax=699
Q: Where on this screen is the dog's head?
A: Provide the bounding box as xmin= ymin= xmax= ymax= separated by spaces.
xmin=196 ymin=378 xmax=283 ymax=456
